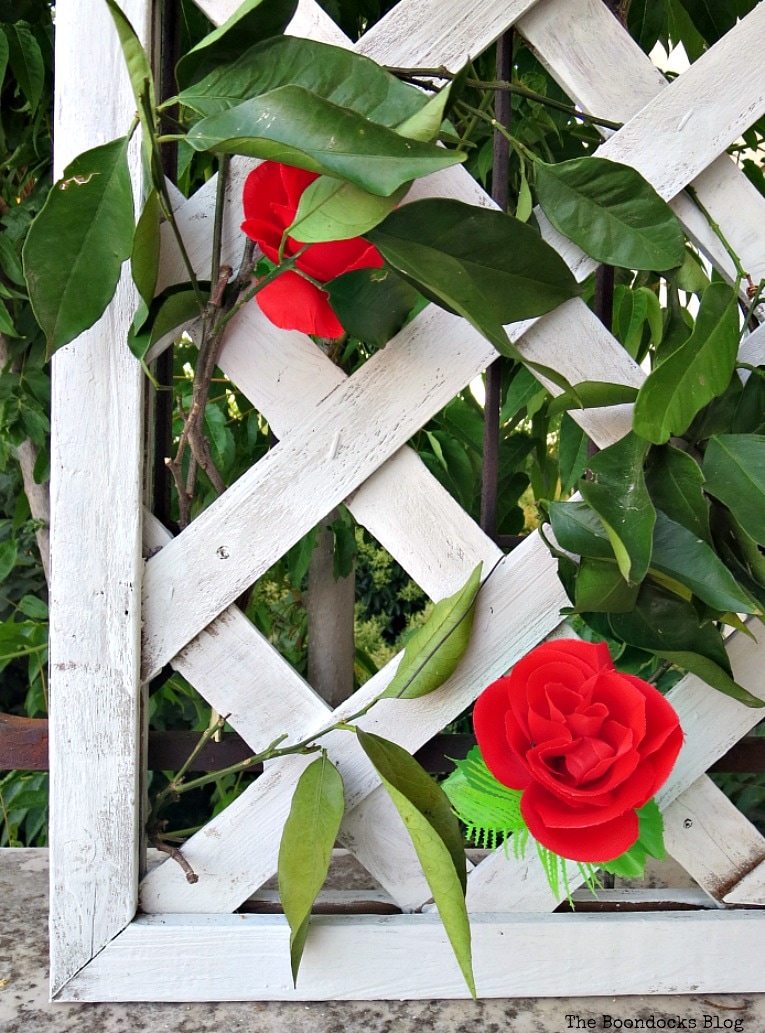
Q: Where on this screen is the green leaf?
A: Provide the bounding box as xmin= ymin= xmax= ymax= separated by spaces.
xmin=176 ymin=36 xmax=425 ymax=125
xmin=547 ymin=381 xmax=638 ymax=417
xmin=628 ymin=0 xmax=667 ymax=52
xmin=0 ymin=540 xmax=18 ymax=581
xmin=674 ymin=248 xmax=709 ymax=294
xmin=367 ymin=199 xmax=581 ymax=369
xmin=395 ymin=83 xmax=451 ymax=142
xmin=608 ymin=583 xmax=763 ymax=707
xmin=615 ymin=286 xmax=663 ymax=360
xmin=678 ymin=0 xmax=736 ymax=43
xmin=357 ymin=730 xmax=474 ymax=997
xmin=286 ymin=526 xmax=318 ymax=587
xmin=558 ymin=413 xmax=588 ymax=495
xmin=0 ymin=29 xmax=9 ymax=88
xmin=645 ymin=444 xmax=711 ymax=543
xmin=329 ymin=513 xmax=356 ymax=580
xmin=379 ymin=561 xmax=482 ymax=700
xmin=704 ymin=434 xmax=765 ymax=546
xmin=175 ymin=0 xmax=298 ymax=89
xmin=547 ymin=500 xmax=614 ymax=560
xmin=22 ymin=136 xmax=134 ymax=353
xmin=187 ymin=87 xmax=464 ymax=197
xmin=103 ymin=0 xmax=157 ymax=153
xmin=535 ymin=156 xmax=686 ymax=270
xmin=131 ymin=189 xmax=161 ymax=306
xmin=650 ymin=510 xmax=759 ymax=614
xmin=500 ymin=365 xmax=547 ymax=424
xmin=579 ymin=432 xmax=655 ymax=584
xmin=328 ymin=267 xmax=418 ymax=347
xmin=516 ymin=166 xmax=533 ymax=223
xmin=17 ymin=594 xmax=47 ymax=620
xmin=575 ymin=557 xmax=641 ymax=612
xmin=0 ymin=302 xmax=18 ymax=337
xmin=287 ymin=179 xmax=408 ymax=244
xmin=601 ymin=800 xmax=665 ymax=879
xmin=128 ymin=284 xmax=205 ymax=363
xmin=6 ymin=21 xmax=44 ymax=114
xmin=442 ymin=746 xmax=525 ymax=850
xmin=278 ymin=753 xmax=345 ymax=987
xmin=633 ymin=283 xmax=740 ymax=444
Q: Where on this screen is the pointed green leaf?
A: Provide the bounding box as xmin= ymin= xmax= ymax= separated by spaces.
xmin=367 ymin=199 xmax=581 ymax=372
xmin=579 ymin=432 xmax=655 ymax=584
xmin=633 ymin=283 xmax=740 ymax=444
xmin=128 ymin=284 xmax=206 ymax=362
xmin=645 ymin=444 xmax=711 ymax=543
xmin=443 ymin=746 xmax=526 ymax=849
xmin=558 ymin=413 xmax=589 ymax=495
xmin=6 ymin=21 xmax=43 ymax=114
xmin=357 ymin=730 xmax=474 ymax=997
xmin=547 ymin=381 xmax=638 ymax=417
xmin=608 ymin=583 xmax=763 ymax=706
xmin=650 ymin=509 xmax=759 ymax=614
xmin=678 ymin=0 xmax=736 ymax=43
xmin=674 ymin=248 xmax=709 ymax=294
xmin=535 ymin=156 xmax=685 ymax=270
xmin=704 ymin=434 xmax=765 ymax=546
xmin=176 ymin=36 xmax=425 ymax=125
xmin=131 ymin=189 xmax=161 ymax=306
xmin=395 ymin=83 xmax=451 ymax=142
xmin=516 ymin=167 xmax=533 ymax=223
xmin=287 ymin=179 xmax=409 ymax=244
xmin=23 ymin=136 xmax=134 ymax=352
xmin=175 ymin=0 xmax=298 ymax=89
xmin=103 ymin=0 xmax=157 ymax=151
xmin=0 ymin=302 xmax=18 ymax=338
xmin=575 ymin=557 xmax=641 ymax=612
xmin=601 ymin=800 xmax=665 ymax=878
xmin=547 ymin=500 xmax=614 ymax=559
xmin=327 ymin=267 xmax=418 ymax=347
xmin=187 ymin=87 xmax=464 ymax=197
xmin=278 ymin=754 xmax=344 ymax=987
xmin=380 ymin=562 xmax=482 ymax=700
xmin=0 ymin=540 xmax=18 ymax=582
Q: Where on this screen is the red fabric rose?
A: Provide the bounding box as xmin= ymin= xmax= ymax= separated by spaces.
xmin=473 ymin=639 xmax=683 ymax=862
xmin=241 ymin=161 xmax=384 ymax=338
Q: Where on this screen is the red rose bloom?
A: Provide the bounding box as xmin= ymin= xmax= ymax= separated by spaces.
xmin=241 ymin=161 xmax=384 ymax=338
xmin=473 ymin=639 xmax=683 ymax=862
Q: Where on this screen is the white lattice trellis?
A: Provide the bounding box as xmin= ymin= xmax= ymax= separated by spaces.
xmin=49 ymin=0 xmax=765 ymax=1001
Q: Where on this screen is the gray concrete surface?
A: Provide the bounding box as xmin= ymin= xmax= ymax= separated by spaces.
xmin=2 ymin=849 xmax=764 ymax=1032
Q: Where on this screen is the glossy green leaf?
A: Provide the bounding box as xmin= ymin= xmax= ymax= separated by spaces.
xmin=579 ymin=432 xmax=655 ymax=583
xmin=395 ymin=83 xmax=451 ymax=142
xmin=0 ymin=540 xmax=18 ymax=582
xmin=575 ymin=557 xmax=640 ymax=612
xmin=608 ymin=584 xmax=763 ymax=707
xmin=6 ymin=21 xmax=43 ymax=114
xmin=278 ymin=753 xmax=345 ymax=987
xmin=177 ymin=36 xmax=424 ymax=125
xmin=442 ymin=746 xmax=525 ymax=849
xmin=558 ymin=413 xmax=588 ymax=495
xmin=104 ymin=0 xmax=157 ymax=151
xmin=380 ymin=562 xmax=481 ymax=700
xmin=535 ymin=156 xmax=685 ymax=270
xmin=500 ymin=366 xmax=547 ymax=424
xmin=286 ymin=526 xmax=318 ymax=588
xmin=650 ymin=510 xmax=759 ymax=614
xmin=547 ymin=381 xmax=638 ymax=417
xmin=547 ymin=500 xmax=614 ymax=560
xmin=23 ymin=137 xmax=134 ymax=353
xmin=131 ymin=189 xmax=161 ymax=306
xmin=187 ymin=87 xmax=463 ymax=197
xmin=328 ymin=267 xmax=418 ymax=347
xmin=732 ymin=369 xmax=765 ymax=435
xmin=288 ymin=180 xmax=409 ymax=244
xmin=367 ymin=199 xmax=581 ymax=368
xmin=645 ymin=444 xmax=711 ymax=543
xmin=704 ymin=434 xmax=765 ymax=546
xmin=128 ymin=284 xmax=206 ymax=362
xmin=615 ymin=286 xmax=663 ymax=360
xmin=628 ymin=0 xmax=667 ymax=52
xmin=516 ymin=166 xmax=533 ymax=223
xmin=633 ymin=282 xmax=740 ymax=444
xmin=175 ymin=0 xmax=298 ymax=89
xmin=678 ymin=0 xmax=736 ymax=43
xmin=357 ymin=730 xmax=474 ymax=997
xmin=0 ymin=302 xmax=17 ymax=338
xmin=674 ymin=248 xmax=709 ymax=294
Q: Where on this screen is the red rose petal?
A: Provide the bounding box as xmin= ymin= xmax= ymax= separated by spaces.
xmin=522 ymin=790 xmax=640 ymax=862
xmin=473 ymin=677 xmax=530 ymax=789
xmin=255 ymin=269 xmax=344 ymax=338
xmin=297 ymin=237 xmax=384 ymax=282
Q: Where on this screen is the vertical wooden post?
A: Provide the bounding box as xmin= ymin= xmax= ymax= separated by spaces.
xmin=48 ymin=0 xmax=149 ymax=996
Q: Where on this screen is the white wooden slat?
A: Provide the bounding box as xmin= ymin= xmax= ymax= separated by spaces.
xmin=520 ymin=0 xmax=765 ymax=286
xmin=463 ymin=627 xmax=765 ymax=911
xmin=48 ymin=0 xmax=147 ymax=996
xmin=59 ymin=910 xmax=765 ymax=1001
xmin=724 ymin=862 xmax=765 ymax=906
xmin=663 ymin=776 xmax=765 ymax=904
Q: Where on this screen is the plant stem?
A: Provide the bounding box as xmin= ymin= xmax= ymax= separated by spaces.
xmin=686 ymin=185 xmax=748 ymax=283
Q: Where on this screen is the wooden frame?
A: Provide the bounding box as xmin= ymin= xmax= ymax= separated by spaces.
xmin=49 ymin=0 xmax=765 ymax=1001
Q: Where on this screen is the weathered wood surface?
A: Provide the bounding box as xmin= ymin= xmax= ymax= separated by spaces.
xmin=47 ymin=0 xmax=147 ymax=997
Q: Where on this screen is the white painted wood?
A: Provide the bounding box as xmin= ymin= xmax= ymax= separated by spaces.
xmin=725 ymin=861 xmax=765 ymax=906
xmin=48 ymin=0 xmax=147 ymax=997
xmin=59 ymin=910 xmax=765 ymax=1001
xmin=520 ymin=0 xmax=765 ymax=287
xmin=663 ymin=776 xmax=765 ymax=904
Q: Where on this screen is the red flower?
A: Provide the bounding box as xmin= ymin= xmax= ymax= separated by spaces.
xmin=473 ymin=639 xmax=683 ymax=862
xmin=241 ymin=162 xmax=384 ymax=337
